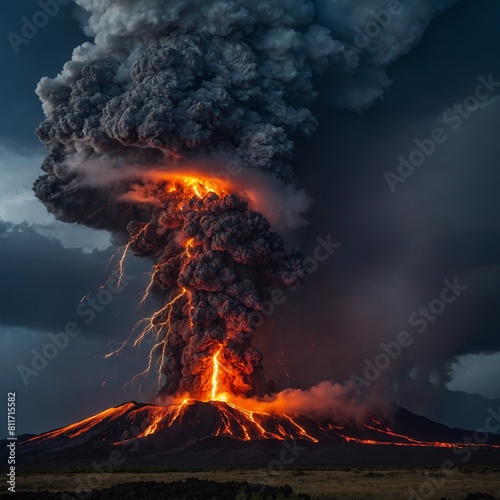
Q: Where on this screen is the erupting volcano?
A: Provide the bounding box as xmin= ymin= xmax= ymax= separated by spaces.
xmin=17 ymin=400 xmax=500 ymax=468
xmin=24 ymin=0 xmax=500 ymax=468
xmin=98 ymin=167 xmax=316 ymax=435
xmin=32 ymin=0 xmax=332 ymax=422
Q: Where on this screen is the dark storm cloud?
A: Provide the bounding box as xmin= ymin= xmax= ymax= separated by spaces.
xmin=0 ymin=327 xmax=150 ymax=434
xmin=397 ymin=382 xmax=500 ymax=432
xmin=262 ymin=0 xmax=500 ymax=423
xmin=0 ymin=223 xmax=150 ymax=338
xmin=315 ymin=0 xmax=461 ymax=110
xmin=0 ymin=223 xmax=162 ymax=434
xmin=370 ymin=0 xmax=500 ymax=121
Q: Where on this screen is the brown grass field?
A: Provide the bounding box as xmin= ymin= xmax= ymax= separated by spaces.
xmin=12 ymin=466 xmax=500 ymax=499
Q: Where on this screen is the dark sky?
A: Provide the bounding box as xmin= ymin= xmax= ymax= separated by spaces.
xmin=1 ymin=0 xmax=500 ymax=434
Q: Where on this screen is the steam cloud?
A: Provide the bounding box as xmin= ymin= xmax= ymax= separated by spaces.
xmin=34 ymin=0 xmax=458 ymax=399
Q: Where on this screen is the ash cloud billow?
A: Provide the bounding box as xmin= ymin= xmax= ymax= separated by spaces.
xmin=124 ymin=180 xmax=305 ymax=398
xmin=33 ymin=0 xmax=458 ymax=404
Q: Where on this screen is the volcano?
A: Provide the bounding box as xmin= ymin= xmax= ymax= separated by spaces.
xmin=11 ymin=401 xmax=500 ymax=468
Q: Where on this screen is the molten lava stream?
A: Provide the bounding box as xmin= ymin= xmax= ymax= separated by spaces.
xmin=26 ymin=404 xmax=136 ymax=443
xmin=133 ymin=344 xmax=321 ymax=443
xmin=138 ymin=400 xmax=191 ymax=438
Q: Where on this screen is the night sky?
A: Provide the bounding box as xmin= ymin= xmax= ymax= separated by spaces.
xmin=1 ymin=0 xmax=500 ymax=435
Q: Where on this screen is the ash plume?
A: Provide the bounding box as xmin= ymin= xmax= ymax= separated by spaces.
xmin=125 ymin=181 xmax=305 ymax=397
xmin=33 ymin=0 xmax=460 ymax=400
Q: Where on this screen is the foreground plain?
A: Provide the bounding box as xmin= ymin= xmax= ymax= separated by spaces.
xmin=9 ymin=466 xmax=500 ymax=499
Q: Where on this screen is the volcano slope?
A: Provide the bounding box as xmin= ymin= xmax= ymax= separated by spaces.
xmin=7 ymin=401 xmax=500 ymax=468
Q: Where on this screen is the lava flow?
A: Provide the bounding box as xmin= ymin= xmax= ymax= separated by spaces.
xmin=22 ymin=400 xmax=500 ymax=455
xmin=132 ymin=345 xmax=319 ymax=443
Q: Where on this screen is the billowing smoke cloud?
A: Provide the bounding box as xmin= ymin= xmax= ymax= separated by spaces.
xmin=35 ymin=1 xmax=333 ymax=185
xmin=316 ymin=0 xmax=461 ymax=110
xmin=317 ymin=0 xmax=458 ymax=64
xmin=124 ymin=179 xmax=305 ymax=398
xmin=33 ymin=0 xmax=336 ymax=399
xmin=33 ymin=0 xmax=458 ymax=401
xmin=217 ymin=380 xmax=390 ymax=423
xmin=156 ymin=380 xmax=389 ymax=424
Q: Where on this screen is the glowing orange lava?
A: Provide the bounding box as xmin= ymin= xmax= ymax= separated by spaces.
xmin=211 ymin=349 xmax=222 ymax=401
xmin=26 ymin=400 xmax=500 ymax=450
xmin=150 ymin=172 xmax=229 ymax=199
xmin=26 ymin=403 xmax=136 ymax=443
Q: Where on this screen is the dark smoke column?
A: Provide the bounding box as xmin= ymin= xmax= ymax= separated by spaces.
xmin=126 ymin=181 xmax=304 ymax=398
xmin=33 ymin=0 xmax=338 ymax=397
